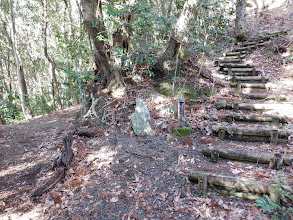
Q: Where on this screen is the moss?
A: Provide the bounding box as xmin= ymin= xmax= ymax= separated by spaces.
xmin=154 ymin=80 xmax=201 ymax=99
xmin=178 ymin=47 xmax=189 ymax=62
xmin=172 ymin=127 xmax=191 ymax=136
xmin=203 ymin=87 xmax=214 ymax=97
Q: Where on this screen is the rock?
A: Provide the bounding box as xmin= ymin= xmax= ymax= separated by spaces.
xmin=131 ymin=98 xmax=155 ymax=136
xmin=172 ymin=127 xmax=191 ymax=136
xmin=207 ymin=115 xmax=219 ymax=121
xmin=216 ymin=100 xmax=227 ymax=109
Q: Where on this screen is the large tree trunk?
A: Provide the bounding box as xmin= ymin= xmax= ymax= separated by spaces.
xmin=9 ymin=0 xmax=32 ymax=120
xmin=80 ymin=0 xmax=123 ymax=91
xmin=235 ymin=0 xmax=247 ymax=41
xmin=43 ymin=0 xmax=62 ymax=110
xmin=153 ymin=0 xmax=202 ymax=77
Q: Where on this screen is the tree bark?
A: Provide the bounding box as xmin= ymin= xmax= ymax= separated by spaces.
xmin=235 ymin=0 xmax=247 ymax=41
xmin=9 ymin=0 xmax=32 ymax=120
xmin=153 ymin=0 xmax=202 ymax=77
xmin=43 ymin=0 xmax=62 ymax=110
xmin=80 ymin=0 xmax=123 ymax=90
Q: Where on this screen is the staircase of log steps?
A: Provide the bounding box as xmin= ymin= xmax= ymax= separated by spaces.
xmin=188 ymin=31 xmax=293 ymax=200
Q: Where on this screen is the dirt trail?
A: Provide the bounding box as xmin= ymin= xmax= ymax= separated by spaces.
xmin=0 ymin=105 xmax=80 ymax=217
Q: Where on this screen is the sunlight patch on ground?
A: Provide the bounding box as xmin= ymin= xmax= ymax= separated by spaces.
xmin=150 ymin=94 xmax=174 ymax=117
xmin=0 ymin=159 xmax=44 ymax=178
xmin=1 ymin=209 xmax=41 ymax=220
xmin=86 ymin=145 xmax=117 ymax=169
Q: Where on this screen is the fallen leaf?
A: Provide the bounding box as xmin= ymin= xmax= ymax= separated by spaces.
xmin=231 ymin=169 xmax=241 ymax=174
xmin=172 ymin=146 xmax=186 ymax=151
xmin=251 ymin=206 xmax=260 ymax=217
xmin=93 ymin=211 xmax=99 ymax=218
xmin=110 ymin=197 xmax=118 ymax=203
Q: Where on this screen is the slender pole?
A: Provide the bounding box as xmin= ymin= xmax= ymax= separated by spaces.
xmin=74 ymin=58 xmax=86 ymax=114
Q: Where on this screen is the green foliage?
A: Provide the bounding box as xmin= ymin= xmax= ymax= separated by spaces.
xmin=189 ymin=0 xmax=233 ymax=54
xmin=0 ymin=91 xmax=24 ymax=124
xmin=255 ymin=175 xmax=293 ymax=220
xmin=29 ymin=92 xmax=54 ymax=116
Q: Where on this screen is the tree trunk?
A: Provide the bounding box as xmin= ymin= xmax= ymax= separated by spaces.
xmin=153 ymin=0 xmax=202 ymax=77
xmin=43 ymin=0 xmax=62 ymax=110
xmin=9 ymin=0 xmax=32 ymax=120
xmin=235 ymin=0 xmax=247 ymax=41
xmin=80 ymin=0 xmax=123 ymax=91
xmin=159 ymin=0 xmax=166 ymax=16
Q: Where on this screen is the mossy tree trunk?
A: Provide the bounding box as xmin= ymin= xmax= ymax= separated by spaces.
xmin=80 ymin=0 xmax=123 ymax=90
xmin=153 ymin=0 xmax=203 ymax=77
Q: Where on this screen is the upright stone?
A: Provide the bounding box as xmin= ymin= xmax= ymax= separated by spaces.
xmin=131 ymin=98 xmax=155 ymax=136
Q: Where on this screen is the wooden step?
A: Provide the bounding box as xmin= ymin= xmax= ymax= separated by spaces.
xmin=212 ymin=125 xmax=288 ymax=137
xmin=228 ymin=76 xmax=269 ymax=83
xmin=223 ymin=51 xmax=246 ymax=57
xmin=231 ymin=83 xmax=271 ymax=89
xmin=233 ymin=46 xmax=256 ymax=52
xmin=224 ymin=71 xmax=258 ymax=76
xmin=212 ymin=125 xmax=288 ymax=143
xmin=202 ymin=148 xmax=292 ymax=166
xmin=220 ymin=55 xmax=246 ymax=59
xmin=223 ymin=67 xmax=254 ymax=72
xmin=219 ymin=63 xmax=253 ymax=68
xmin=249 ymin=36 xmax=271 ymax=42
xmin=225 ymin=114 xmax=286 ymax=123
xmin=233 ymin=103 xmax=293 ymax=112
xmin=215 ymin=59 xmax=242 ymax=65
xmin=242 ymin=41 xmax=263 ymax=47
xmin=238 ymin=88 xmax=271 ymax=93
xmin=266 ymin=31 xmax=287 ymax=37
xmin=239 ymin=93 xmax=286 ymax=101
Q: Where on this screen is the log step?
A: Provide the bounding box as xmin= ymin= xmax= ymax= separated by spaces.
xmin=237 ymin=93 xmax=286 ymax=101
xmin=227 ymin=76 xmax=269 ymax=82
xmin=223 ymin=68 xmax=254 ymax=72
xmin=211 ymin=125 xmax=288 ymax=137
xmin=231 ymin=83 xmax=271 ymax=89
xmin=215 ymin=58 xmax=242 ymax=65
xmin=223 ymin=51 xmax=246 ymax=57
xmin=242 ymin=41 xmax=263 ymax=47
xmin=234 ymin=103 xmax=293 ymax=112
xmin=223 ymin=71 xmax=258 ymax=76
xmin=266 ymin=31 xmax=288 ymax=37
xmin=219 ymin=63 xmax=253 ymax=68
xmin=220 ymin=55 xmax=246 ymax=59
xmin=202 ymin=148 xmax=292 ymax=166
xmin=225 ymin=114 xmax=286 ymax=123
xmin=238 ymin=88 xmax=271 ymax=93
xmin=189 ymin=171 xmax=269 ymax=194
xmin=233 ymin=46 xmax=256 ymax=52
xmin=250 ymin=36 xmax=271 ymax=42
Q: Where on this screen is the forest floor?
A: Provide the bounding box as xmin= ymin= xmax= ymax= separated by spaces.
xmin=1 ymin=38 xmax=293 ymax=219
xmin=1 ymin=4 xmax=293 ymax=220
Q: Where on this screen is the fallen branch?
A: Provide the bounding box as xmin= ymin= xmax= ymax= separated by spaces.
xmin=31 ymin=134 xmax=74 ymax=197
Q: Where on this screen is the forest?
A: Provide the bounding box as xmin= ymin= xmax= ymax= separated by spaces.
xmin=0 ymin=0 xmax=293 ymax=219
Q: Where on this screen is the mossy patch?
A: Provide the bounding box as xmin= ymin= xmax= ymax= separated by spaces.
xmin=172 ymin=127 xmax=191 ymax=136
xmin=154 ymin=80 xmax=214 ymax=99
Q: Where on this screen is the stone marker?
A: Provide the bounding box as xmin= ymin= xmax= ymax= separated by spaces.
xmin=216 ymin=100 xmax=227 ymax=109
xmin=131 ymin=98 xmax=155 ymax=136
